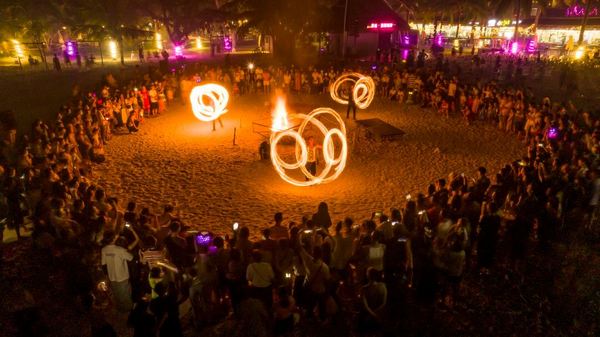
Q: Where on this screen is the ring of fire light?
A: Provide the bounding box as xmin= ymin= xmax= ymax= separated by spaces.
xmin=270 ymin=107 xmax=348 ymax=187
xmin=330 ymin=72 xmax=375 ymax=110
xmin=189 ymin=83 xmax=229 ymax=122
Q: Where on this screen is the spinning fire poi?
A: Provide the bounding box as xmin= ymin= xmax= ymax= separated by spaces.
xmin=270 ymin=98 xmax=348 ymax=187
xmin=189 ymin=83 xmax=229 ymax=122
xmin=329 ymin=72 xmax=375 ymax=109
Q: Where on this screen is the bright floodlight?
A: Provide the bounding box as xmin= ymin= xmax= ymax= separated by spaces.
xmin=155 ymin=33 xmax=162 ymax=49
xmin=108 ymin=40 xmax=117 ymax=59
xmin=248 ymin=63 xmax=254 ymax=70
xmin=270 ymin=107 xmax=348 ymax=187
xmin=330 ymin=73 xmax=375 ymax=110
xmin=189 ymin=83 xmax=229 ymax=122
xmin=574 ymin=46 xmax=585 ymax=60
xmin=12 ymin=40 xmax=24 ymax=58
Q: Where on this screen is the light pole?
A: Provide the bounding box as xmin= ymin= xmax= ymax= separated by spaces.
xmin=342 ymin=0 xmax=349 ymax=58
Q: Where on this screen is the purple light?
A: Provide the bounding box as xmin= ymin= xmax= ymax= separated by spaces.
xmin=401 ymin=49 xmax=409 ymax=60
xmin=435 ymin=34 xmax=444 ymax=47
xmin=402 ymin=35 xmax=410 ymax=46
xmin=174 ymin=45 xmax=183 ymax=57
xmin=223 ymin=36 xmax=232 ymax=52
xmin=510 ymin=41 xmax=519 ymax=54
xmin=547 ymin=127 xmax=558 ymax=140
xmin=66 ymin=41 xmax=75 ymax=56
xmin=526 ymin=39 xmax=536 ymax=53
xmin=195 ymin=231 xmax=212 ymax=245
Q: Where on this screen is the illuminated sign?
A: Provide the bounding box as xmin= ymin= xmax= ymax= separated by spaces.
xmin=565 ymin=5 xmax=600 ymax=17
xmin=367 ymin=22 xmax=396 ymax=30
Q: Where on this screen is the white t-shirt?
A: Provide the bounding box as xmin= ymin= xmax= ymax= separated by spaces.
xmin=101 ymin=244 xmax=133 ymax=282
xmin=246 ymin=262 xmax=274 ymax=288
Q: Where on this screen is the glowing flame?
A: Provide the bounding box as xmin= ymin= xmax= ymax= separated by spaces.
xmin=189 ymin=83 xmax=229 ymax=122
xmin=330 ymin=73 xmax=375 ymax=110
xmin=270 ymin=107 xmax=348 ymax=187
xmin=271 ymin=97 xmax=289 ymax=131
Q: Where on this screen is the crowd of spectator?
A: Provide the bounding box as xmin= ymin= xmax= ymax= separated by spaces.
xmin=1 ymin=53 xmax=599 ymax=337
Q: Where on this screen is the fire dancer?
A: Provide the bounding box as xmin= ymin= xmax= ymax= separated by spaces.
xmin=305 ymin=136 xmax=321 ymax=180
xmin=346 ymin=85 xmax=357 ymax=120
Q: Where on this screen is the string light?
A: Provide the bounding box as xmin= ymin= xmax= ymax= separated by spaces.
xmin=189 ymin=83 xmax=229 ymax=122
xmin=330 ymin=73 xmax=375 ymax=109
xmin=270 ymin=107 xmax=348 ymax=187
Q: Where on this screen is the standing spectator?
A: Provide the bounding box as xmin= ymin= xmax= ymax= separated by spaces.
xmin=311 ymin=201 xmax=332 ymax=230
xmin=358 ymin=268 xmax=387 ymax=334
xmin=53 ymin=54 xmax=61 ymax=71
xmin=477 ymin=202 xmax=501 ymax=273
xmin=101 ymin=230 xmax=140 ymax=312
xmin=299 ymin=245 xmax=330 ymax=320
xmin=246 ymin=250 xmax=275 ymax=309
xmin=269 ymin=212 xmax=289 ymax=240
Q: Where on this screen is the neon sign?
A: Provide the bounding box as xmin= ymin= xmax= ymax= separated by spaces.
xmin=367 ymin=22 xmax=396 ymax=30
xmin=565 ymin=5 xmax=600 ymax=17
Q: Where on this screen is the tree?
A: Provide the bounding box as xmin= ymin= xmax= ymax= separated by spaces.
xmin=67 ymin=0 xmax=151 ymax=65
xmin=577 ymin=0 xmax=599 ymax=44
xmin=0 ymin=0 xmax=67 ymax=47
xmin=141 ymin=0 xmax=223 ymax=47
xmin=222 ymin=0 xmax=333 ymax=59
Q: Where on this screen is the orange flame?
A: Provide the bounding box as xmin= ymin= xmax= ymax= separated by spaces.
xmin=271 ymin=97 xmax=289 ymax=131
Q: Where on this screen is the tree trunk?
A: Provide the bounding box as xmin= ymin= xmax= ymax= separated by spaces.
xmin=578 ymin=0 xmax=592 ymax=45
xmin=119 ymin=34 xmax=125 ymax=65
xmin=513 ymin=0 xmax=521 ymax=40
xmin=455 ymin=10 xmax=461 ymax=39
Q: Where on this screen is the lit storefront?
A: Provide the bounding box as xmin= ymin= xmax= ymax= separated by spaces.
xmin=409 ymin=4 xmax=600 ymax=47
